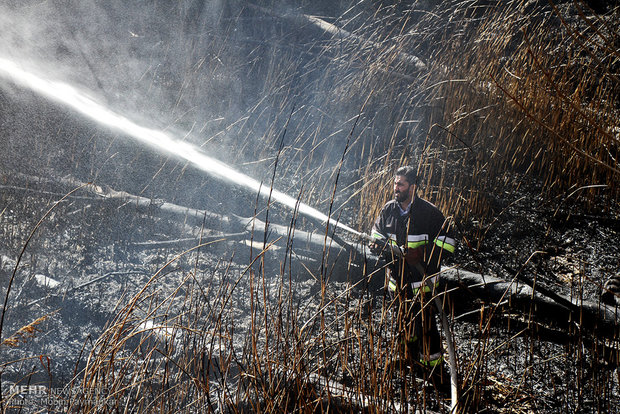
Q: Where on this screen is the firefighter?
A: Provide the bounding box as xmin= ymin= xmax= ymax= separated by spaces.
xmin=371 ymin=166 xmax=455 ymax=386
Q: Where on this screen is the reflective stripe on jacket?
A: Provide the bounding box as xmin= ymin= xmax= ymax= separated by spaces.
xmin=372 ymin=196 xmax=455 ymax=286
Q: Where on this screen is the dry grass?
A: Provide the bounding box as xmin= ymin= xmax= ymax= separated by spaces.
xmin=325 ymin=0 xmax=620 ymax=231
xmin=49 ymin=238 xmax=407 ymax=412
xmin=1 ymin=1 xmax=619 ymax=413
xmin=1 ymin=315 xmax=51 ymax=348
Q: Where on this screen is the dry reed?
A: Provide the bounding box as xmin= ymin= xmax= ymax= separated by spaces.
xmin=1 ymin=1 xmax=618 ymax=413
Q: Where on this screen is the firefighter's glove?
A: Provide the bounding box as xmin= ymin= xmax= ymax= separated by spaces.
xmin=370 ymin=241 xmax=397 ymax=261
xmin=369 ymin=242 xmax=382 ymax=255
xmin=404 ymin=246 xmax=423 ymax=265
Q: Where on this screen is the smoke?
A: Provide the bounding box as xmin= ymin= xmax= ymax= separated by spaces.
xmin=0 ymin=1 xmax=231 ymax=128
xmin=0 ymin=2 xmax=268 ymax=206
xmin=0 ymin=1 xmax=414 ymax=231
xmin=0 ymin=57 xmax=361 ymax=237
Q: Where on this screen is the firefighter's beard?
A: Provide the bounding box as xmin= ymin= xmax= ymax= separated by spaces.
xmin=395 ymin=187 xmax=411 ymax=204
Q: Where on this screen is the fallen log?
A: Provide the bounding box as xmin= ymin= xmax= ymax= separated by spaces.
xmin=7 ymin=173 xmax=354 ymax=273
xmin=304 ymin=371 xmax=438 ymax=413
xmin=246 ymin=3 xmax=426 ymax=73
xmin=128 ymin=234 xmax=248 ymax=249
xmin=439 ymin=267 xmax=620 ymax=342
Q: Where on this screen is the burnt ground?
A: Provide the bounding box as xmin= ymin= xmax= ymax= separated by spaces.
xmin=459 ymin=183 xmax=620 ymax=304
xmin=0 ymin=175 xmax=619 ymax=413
xmin=449 ymin=182 xmax=620 ymax=413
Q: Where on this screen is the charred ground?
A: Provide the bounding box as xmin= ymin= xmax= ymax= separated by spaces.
xmin=1 ymin=0 xmax=619 ymax=413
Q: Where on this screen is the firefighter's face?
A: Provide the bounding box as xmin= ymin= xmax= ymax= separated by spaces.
xmin=394 ymin=175 xmax=414 ymax=203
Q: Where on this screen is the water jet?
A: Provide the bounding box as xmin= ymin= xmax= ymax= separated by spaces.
xmin=0 ymin=57 xmax=362 ymax=240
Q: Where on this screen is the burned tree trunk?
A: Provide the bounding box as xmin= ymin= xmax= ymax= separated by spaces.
xmin=7 ymin=172 xmax=356 ymax=277
xmin=439 ymin=268 xmax=620 ymax=344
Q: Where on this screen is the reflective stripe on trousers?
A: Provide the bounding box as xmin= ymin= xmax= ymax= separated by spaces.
xmin=388 ymin=274 xmax=439 ymax=294
xmin=420 ymin=352 xmax=443 ymax=367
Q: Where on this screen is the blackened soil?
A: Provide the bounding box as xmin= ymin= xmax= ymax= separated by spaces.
xmin=1 ymin=179 xmax=619 ymax=413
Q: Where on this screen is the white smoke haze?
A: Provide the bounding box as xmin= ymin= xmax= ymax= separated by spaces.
xmin=1 ymin=1 xmax=380 ymax=200
xmin=0 ymin=1 xmax=240 ymax=128
xmin=0 ymin=56 xmax=361 ymax=236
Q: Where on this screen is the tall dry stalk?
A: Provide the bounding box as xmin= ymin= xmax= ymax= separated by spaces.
xmin=2 ymin=2 xmax=618 ymax=413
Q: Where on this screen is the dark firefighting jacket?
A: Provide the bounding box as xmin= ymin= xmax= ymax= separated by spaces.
xmin=371 ymin=196 xmax=455 ymax=293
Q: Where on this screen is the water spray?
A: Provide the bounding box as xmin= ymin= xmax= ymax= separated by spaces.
xmin=1 ymin=56 xmax=459 ymax=410
xmin=0 ymin=57 xmax=362 ymax=239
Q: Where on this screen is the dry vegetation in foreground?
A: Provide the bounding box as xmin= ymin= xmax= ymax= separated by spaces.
xmin=1 ymin=1 xmax=619 ymax=413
